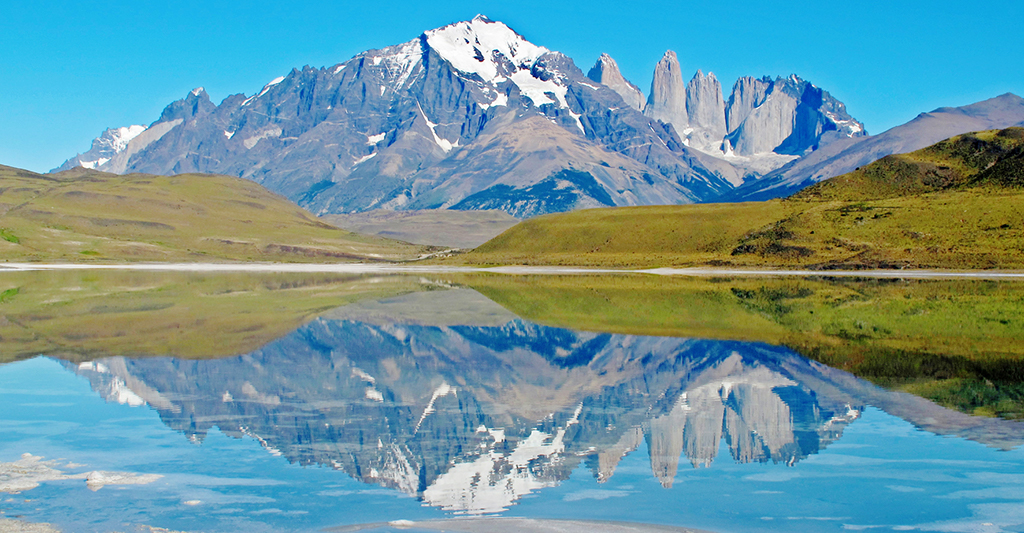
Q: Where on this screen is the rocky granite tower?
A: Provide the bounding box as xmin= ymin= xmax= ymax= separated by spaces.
xmin=725 ymin=76 xmax=773 ymax=134
xmin=587 ymin=53 xmax=646 ymax=111
xmin=723 ymin=75 xmax=864 ymax=156
xmin=644 ymin=51 xmax=689 ymax=133
xmin=685 ymin=70 xmax=727 ymax=152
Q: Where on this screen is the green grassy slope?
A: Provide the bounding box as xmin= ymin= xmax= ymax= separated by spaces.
xmin=457 ymin=274 xmax=1024 ymax=419
xmin=455 ymin=128 xmax=1024 ymax=269
xmin=0 ymin=166 xmax=431 ymax=262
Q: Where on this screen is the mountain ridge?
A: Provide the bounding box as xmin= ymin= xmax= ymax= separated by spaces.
xmin=54 ymin=16 xmax=865 ymax=217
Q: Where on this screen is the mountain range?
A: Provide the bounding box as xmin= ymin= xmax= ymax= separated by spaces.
xmin=55 ymin=16 xmax=871 ymax=217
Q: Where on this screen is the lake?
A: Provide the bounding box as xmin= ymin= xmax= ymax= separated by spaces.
xmin=1 ymin=270 xmax=1023 ymax=532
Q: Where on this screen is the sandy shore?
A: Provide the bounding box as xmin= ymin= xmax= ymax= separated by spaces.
xmin=1 ymin=262 xmax=1024 ymax=279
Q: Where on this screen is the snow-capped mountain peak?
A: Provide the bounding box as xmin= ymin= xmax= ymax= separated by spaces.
xmin=56 ymin=124 xmax=148 ymax=171
xmin=424 ymin=15 xmax=549 ymax=84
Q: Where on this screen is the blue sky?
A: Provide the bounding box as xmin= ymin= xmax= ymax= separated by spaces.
xmin=2 ymin=0 xmax=1022 ymax=173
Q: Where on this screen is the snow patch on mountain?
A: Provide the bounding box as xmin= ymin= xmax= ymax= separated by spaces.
xmin=353 ymin=153 xmax=377 ymax=166
xmin=242 ymin=76 xmax=286 ymax=106
xmin=415 ymin=382 xmax=457 ymax=433
xmin=510 ymin=70 xmax=566 ymax=107
xmin=80 ymin=158 xmax=109 ymax=170
xmin=479 ymin=92 xmax=508 ymax=110
xmin=243 ymin=126 xmax=282 ymax=149
xmin=825 ymin=111 xmax=864 ymax=136
xmin=264 ymin=77 xmax=285 ymax=92
xmin=422 ymin=414 xmax=576 ymax=514
xmin=110 ymin=125 xmax=147 ymax=151
xmin=106 ymin=377 xmax=146 ymax=407
xmin=419 ymin=105 xmax=459 ymax=153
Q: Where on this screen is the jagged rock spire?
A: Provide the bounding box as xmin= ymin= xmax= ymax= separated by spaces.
xmin=685 ymin=69 xmax=727 ymax=152
xmin=587 ymin=53 xmax=645 ymax=111
xmin=644 ymin=50 xmax=688 ymax=132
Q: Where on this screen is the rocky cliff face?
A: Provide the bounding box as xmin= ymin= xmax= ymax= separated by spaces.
xmin=726 ymin=77 xmax=773 ymax=134
xmin=587 ymin=53 xmax=645 ymax=111
xmin=642 ymin=60 xmax=865 ymax=164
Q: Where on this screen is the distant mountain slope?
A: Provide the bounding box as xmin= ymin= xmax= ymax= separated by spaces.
xmin=54 ymin=16 xmax=862 ymax=217
xmin=456 ymin=128 xmax=1024 ymax=269
xmin=721 ymin=93 xmax=1024 ymax=201
xmin=322 ymin=209 xmax=519 ymax=248
xmin=0 ymin=165 xmax=429 ymax=262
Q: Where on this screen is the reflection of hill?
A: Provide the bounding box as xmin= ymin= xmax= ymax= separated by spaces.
xmin=460 ymin=274 xmax=1024 ymax=419
xmin=66 ymin=292 xmax=867 ymax=514
xmin=0 ymin=270 xmax=427 ymax=363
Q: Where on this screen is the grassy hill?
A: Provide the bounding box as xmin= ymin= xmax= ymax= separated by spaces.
xmin=0 ymin=165 xmax=431 ymax=262
xmin=455 ymin=128 xmax=1024 ymax=269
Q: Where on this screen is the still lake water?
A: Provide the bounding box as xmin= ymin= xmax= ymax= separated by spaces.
xmin=1 ymin=272 xmax=1023 ymax=532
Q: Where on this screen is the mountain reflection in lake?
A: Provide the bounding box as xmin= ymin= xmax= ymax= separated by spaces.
xmin=2 ymin=274 xmax=1024 ymax=532
xmin=69 ymin=289 xmax=862 ymax=513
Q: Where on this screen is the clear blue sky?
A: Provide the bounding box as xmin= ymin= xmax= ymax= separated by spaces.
xmin=2 ymin=0 xmax=1022 ymax=173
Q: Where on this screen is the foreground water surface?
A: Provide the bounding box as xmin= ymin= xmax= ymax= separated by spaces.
xmin=1 ymin=271 xmax=1023 ymax=532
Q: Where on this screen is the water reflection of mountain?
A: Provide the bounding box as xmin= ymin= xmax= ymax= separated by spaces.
xmin=63 ymin=289 xmax=1022 ymax=514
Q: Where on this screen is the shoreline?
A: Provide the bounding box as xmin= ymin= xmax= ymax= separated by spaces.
xmin=2 ymin=262 xmax=1024 ymax=279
